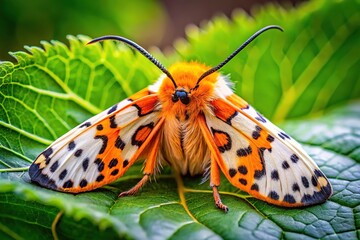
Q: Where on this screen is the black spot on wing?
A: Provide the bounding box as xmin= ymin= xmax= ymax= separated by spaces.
xmin=292 ymin=183 xmax=300 ymax=192
xmin=111 ymin=169 xmax=119 ymax=176
xmin=283 ymin=194 xmax=296 ymax=204
xmin=278 ymin=132 xmax=291 ymax=140
xmin=94 ymin=158 xmax=105 ymax=172
xmin=80 ymin=122 xmax=91 ymax=128
xmin=229 ymin=168 xmax=237 ymax=178
xmin=311 ymin=176 xmax=318 ymax=186
xmin=96 ymin=124 xmax=103 ymax=131
xmin=268 ymin=191 xmax=279 ymax=200
xmin=254 ymin=147 xmax=266 ymax=179
xmin=115 ymin=136 xmax=125 ymax=150
xmin=300 ymin=183 xmax=332 ymax=206
xmin=94 ymin=135 xmax=108 ymax=154
xmin=46 ymin=179 xmax=57 ymax=190
xmin=45 ymin=157 xmax=51 ymax=165
xmin=96 ymin=174 xmax=104 ymax=182
xmin=282 ymin=161 xmax=290 ymax=169
xmin=271 ymin=170 xmax=279 ymax=180
xmin=110 ymin=115 xmax=117 ymax=128
xmin=63 ymin=180 xmax=73 ymax=188
xmin=251 ymin=183 xmax=259 ymax=191
xmin=266 ymin=134 xmax=274 ymax=142
xmin=43 ymin=148 xmax=53 ymax=159
xmin=39 ymin=175 xmax=57 ymax=189
xmin=59 ymin=169 xmax=67 ymax=180
xmin=107 ymin=104 xmax=117 ymax=114
xmin=75 ymin=149 xmax=83 ymax=157
xmin=43 ymin=148 xmax=54 ymax=165
xmin=252 ymin=131 xmax=260 ymax=140
xmin=79 ymin=122 xmax=91 ymax=128
xmin=252 ymin=126 xmax=261 ymax=140
xmin=82 ymin=158 xmax=89 ymax=171
xmin=314 ymin=169 xmax=325 ymax=177
xmin=109 ymin=158 xmax=118 ymax=169
xmin=236 ymin=146 xmax=252 ymax=157
xmin=29 ymin=164 xmax=58 ymax=190
xmin=302 ymin=176 xmax=309 ymax=188
xmin=291 ymin=154 xmax=299 ymax=163
xmin=28 ymin=163 xmax=40 ymax=180
xmin=68 ymin=141 xmax=76 ymax=150
xmin=80 ymin=179 xmax=88 ymax=188
xmin=238 ymin=165 xmax=248 ymax=175
xmin=50 ymin=161 xmax=59 ymax=173
xmin=255 ymin=112 xmax=266 ymax=123
xmin=123 ymin=159 xmax=129 ymax=168
xmin=239 ymin=178 xmax=247 ymax=186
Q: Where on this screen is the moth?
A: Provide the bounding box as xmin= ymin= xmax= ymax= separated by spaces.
xmin=29 ymin=25 xmax=332 ymax=212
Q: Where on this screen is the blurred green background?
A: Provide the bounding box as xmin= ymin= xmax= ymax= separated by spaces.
xmin=0 ymin=0 xmax=305 ymax=62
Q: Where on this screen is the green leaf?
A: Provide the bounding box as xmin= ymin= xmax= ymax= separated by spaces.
xmin=175 ymin=0 xmax=360 ymax=122
xmin=1 ymin=0 xmax=359 ymax=239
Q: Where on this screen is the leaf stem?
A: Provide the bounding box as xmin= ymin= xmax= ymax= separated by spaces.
xmin=52 ymin=211 xmax=63 ymax=240
xmin=174 ymin=173 xmax=199 ymax=223
xmin=0 ymin=166 xmax=30 ymax=172
xmin=0 ymin=121 xmax=52 ymax=146
xmin=0 ymin=222 xmax=23 ymax=240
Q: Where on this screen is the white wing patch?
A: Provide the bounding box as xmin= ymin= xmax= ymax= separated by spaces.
xmin=29 ymin=95 xmax=162 ymax=192
xmin=206 ymin=97 xmax=332 ymax=206
xmin=205 ymin=112 xmax=249 ymax=169
xmin=242 ymin=105 xmax=332 ymax=205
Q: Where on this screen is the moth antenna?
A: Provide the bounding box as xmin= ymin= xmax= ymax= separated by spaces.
xmin=192 ymin=25 xmax=283 ymax=90
xmin=87 ymin=35 xmax=177 ymax=88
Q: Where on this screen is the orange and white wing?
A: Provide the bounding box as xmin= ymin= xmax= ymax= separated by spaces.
xmin=29 ymin=88 xmax=164 ymax=192
xmin=203 ymin=95 xmax=332 ymax=207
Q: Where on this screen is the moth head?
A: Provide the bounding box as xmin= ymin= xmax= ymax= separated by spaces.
xmin=164 ymin=62 xmax=218 ymax=106
xmin=172 ymin=89 xmax=189 ymax=105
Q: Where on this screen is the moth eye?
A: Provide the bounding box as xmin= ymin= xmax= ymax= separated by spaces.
xmin=172 ymin=94 xmax=179 ymax=102
xmin=173 ymin=90 xmax=190 ymax=105
xmin=180 ymin=96 xmax=190 ymax=105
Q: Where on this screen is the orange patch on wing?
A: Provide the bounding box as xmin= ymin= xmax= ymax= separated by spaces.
xmin=211 ymin=99 xmax=237 ymax=124
xmin=226 ymin=94 xmax=249 ymax=109
xmin=212 ymin=129 xmax=231 ymax=152
xmin=249 ymin=191 xmax=303 ymax=207
xmin=129 ymin=88 xmax=151 ymax=101
xmin=133 ymin=95 xmax=158 ymax=116
xmin=132 ymin=123 xmax=154 ymax=146
xmin=213 ymin=98 xmax=272 ymax=151
xmin=213 ymin=132 xmax=228 ymax=147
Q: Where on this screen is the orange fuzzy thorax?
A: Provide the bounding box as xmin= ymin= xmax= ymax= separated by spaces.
xmin=158 ymin=62 xmax=219 ymax=121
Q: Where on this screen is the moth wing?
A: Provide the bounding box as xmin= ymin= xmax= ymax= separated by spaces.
xmin=29 ymin=89 xmax=164 ymax=192
xmin=203 ymin=96 xmax=332 ymax=207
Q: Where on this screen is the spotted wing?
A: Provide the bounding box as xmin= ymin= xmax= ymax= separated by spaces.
xmin=203 ymin=96 xmax=332 ymax=207
xmin=29 ymin=89 xmax=163 ymax=193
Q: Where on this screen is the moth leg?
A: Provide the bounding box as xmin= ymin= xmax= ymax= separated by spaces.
xmin=118 ymin=133 xmax=160 ymax=198
xmin=210 ymin=155 xmax=229 ymax=213
xmin=118 ymin=174 xmax=150 ymax=197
